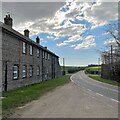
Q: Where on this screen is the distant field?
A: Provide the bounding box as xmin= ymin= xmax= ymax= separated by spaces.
xmin=85 ymin=66 xmax=101 ymax=75
xmin=85 ymin=66 xmax=101 ymax=71
xmin=61 ymin=66 xmax=85 ymax=74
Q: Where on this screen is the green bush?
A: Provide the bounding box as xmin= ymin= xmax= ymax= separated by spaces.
xmin=68 ymin=69 xmax=79 ymax=73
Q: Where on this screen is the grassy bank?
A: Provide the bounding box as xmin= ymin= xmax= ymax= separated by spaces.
xmin=2 ymin=75 xmax=70 ymax=118
xmin=85 ymin=66 xmax=101 ymax=74
xmin=89 ymin=75 xmax=119 ymax=86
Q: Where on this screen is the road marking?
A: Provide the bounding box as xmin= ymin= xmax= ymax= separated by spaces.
xmin=107 ymin=104 xmax=113 ymax=108
xmin=75 ymin=71 xmax=118 ymax=93
xmin=110 ymin=98 xmax=119 ymax=103
xmin=18 ymin=106 xmax=24 ymax=109
xmin=87 ymin=89 xmax=92 ymax=92
xmin=96 ymin=93 xmax=103 ymax=96
xmin=0 ymin=97 xmax=6 ymax=99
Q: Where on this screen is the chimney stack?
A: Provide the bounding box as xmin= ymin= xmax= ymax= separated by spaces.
xmin=4 ymin=14 xmax=13 ymax=27
xmin=24 ymin=29 xmax=29 ymax=38
xmin=36 ymin=36 xmax=40 ymax=44
xmin=44 ymin=47 xmax=47 ymax=49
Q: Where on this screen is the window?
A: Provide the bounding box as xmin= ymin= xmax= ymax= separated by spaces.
xmin=46 ymin=68 xmax=49 ymax=74
xmin=37 ymin=66 xmax=40 ymax=76
xmin=43 ymin=51 xmax=44 ymax=58
xmin=22 ymin=65 xmax=27 ymax=78
xmin=30 ymin=45 xmax=33 ymax=55
xmin=22 ymin=42 xmax=27 ymax=54
xmin=29 ymin=65 xmax=33 ymax=77
xmin=13 ymin=65 xmax=19 ymax=80
xmin=45 ymin=52 xmax=47 ymax=59
xmin=37 ymin=49 xmax=40 ymax=58
xmin=48 ymin=53 xmax=50 ymax=60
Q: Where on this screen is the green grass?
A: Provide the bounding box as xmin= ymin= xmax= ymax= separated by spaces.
xmin=86 ymin=66 xmax=101 ymax=72
xmin=2 ymin=75 xmax=70 ymax=118
xmin=61 ymin=66 xmax=85 ymax=74
xmin=89 ymin=75 xmax=119 ymax=86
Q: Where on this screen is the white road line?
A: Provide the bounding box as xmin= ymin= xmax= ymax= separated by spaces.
xmin=96 ymin=93 xmax=103 ymax=96
xmin=107 ymin=104 xmax=113 ymax=108
xmin=110 ymin=98 xmax=119 ymax=103
xmin=87 ymin=89 xmax=92 ymax=92
xmin=70 ymin=74 xmax=119 ymax=103
xmin=78 ymin=71 xmax=118 ymax=93
xmin=0 ymin=97 xmax=6 ymax=99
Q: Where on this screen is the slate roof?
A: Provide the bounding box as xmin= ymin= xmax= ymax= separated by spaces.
xmin=1 ymin=22 xmax=59 ymax=58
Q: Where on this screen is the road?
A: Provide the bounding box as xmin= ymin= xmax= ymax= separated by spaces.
xmin=71 ymin=71 xmax=119 ymax=101
xmin=10 ymin=71 xmax=118 ymax=118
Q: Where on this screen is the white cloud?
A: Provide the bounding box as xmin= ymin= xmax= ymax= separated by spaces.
xmin=64 ymin=34 xmax=81 ymax=43
xmin=71 ymin=35 xmax=96 ymax=49
xmin=104 ymin=39 xmax=116 ymax=45
xmin=47 ymin=35 xmax=55 ymax=40
xmin=56 ymin=34 xmax=82 ymax=47
xmin=84 ymin=2 xmax=118 ymax=29
xmin=3 ymin=2 xmax=118 ymax=50
xmin=56 ymin=42 xmax=67 ymax=46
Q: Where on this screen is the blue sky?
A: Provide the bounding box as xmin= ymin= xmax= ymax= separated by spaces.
xmin=2 ymin=1 xmax=118 ymax=66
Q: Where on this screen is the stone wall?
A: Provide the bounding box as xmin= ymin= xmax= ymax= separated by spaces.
xmin=2 ymin=28 xmax=61 ymax=91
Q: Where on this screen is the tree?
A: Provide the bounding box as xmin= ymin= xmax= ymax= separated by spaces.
xmin=100 ymin=22 xmax=120 ymax=82
xmin=105 ymin=23 xmax=120 ymax=47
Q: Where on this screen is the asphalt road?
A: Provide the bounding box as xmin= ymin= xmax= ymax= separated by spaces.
xmin=10 ymin=71 xmax=119 ymax=118
xmin=71 ymin=71 xmax=119 ymax=102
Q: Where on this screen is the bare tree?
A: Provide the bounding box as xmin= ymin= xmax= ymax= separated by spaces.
xmin=105 ymin=23 xmax=120 ymax=47
xmin=100 ymin=23 xmax=120 ymax=82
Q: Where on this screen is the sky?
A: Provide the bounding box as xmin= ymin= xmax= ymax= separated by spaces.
xmin=2 ymin=1 xmax=118 ymax=66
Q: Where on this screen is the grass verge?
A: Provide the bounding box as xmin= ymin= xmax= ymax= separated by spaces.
xmin=89 ymin=75 xmax=119 ymax=86
xmin=2 ymin=75 xmax=70 ymax=118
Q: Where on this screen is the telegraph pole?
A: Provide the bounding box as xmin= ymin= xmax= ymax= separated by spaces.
xmin=4 ymin=61 xmax=8 ymax=91
xmin=98 ymin=58 xmax=100 ymax=76
xmin=110 ymin=45 xmax=114 ymax=80
xmin=111 ymin=45 xmax=113 ymax=64
xmin=63 ymin=58 xmax=65 ymax=75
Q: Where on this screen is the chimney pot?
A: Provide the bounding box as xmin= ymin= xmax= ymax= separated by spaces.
xmin=36 ymin=36 xmax=40 ymax=44
xmin=4 ymin=14 xmax=13 ymax=27
xmin=24 ymin=29 xmax=29 ymax=38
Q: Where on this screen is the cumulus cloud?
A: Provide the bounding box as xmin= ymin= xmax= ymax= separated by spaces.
xmin=64 ymin=35 xmax=82 ymax=43
xmin=56 ymin=42 xmax=67 ymax=46
xmin=84 ymin=2 xmax=118 ymax=29
xmin=71 ymin=35 xmax=96 ymax=49
xmin=2 ymin=2 xmax=65 ymax=26
xmin=2 ymin=1 xmax=118 ymax=50
xmin=104 ymin=39 xmax=117 ymax=46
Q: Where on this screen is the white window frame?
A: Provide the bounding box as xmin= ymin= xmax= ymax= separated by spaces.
xmin=22 ymin=42 xmax=27 ymax=54
xmin=37 ymin=49 xmax=40 ymax=58
xmin=13 ymin=65 xmax=19 ymax=80
xmin=22 ymin=65 xmax=27 ymax=78
xmin=29 ymin=65 xmax=33 ymax=77
xmin=30 ymin=45 xmax=33 ymax=55
xmin=37 ymin=66 xmax=40 ymax=76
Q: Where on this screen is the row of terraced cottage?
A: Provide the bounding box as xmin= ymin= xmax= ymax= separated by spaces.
xmin=1 ymin=14 xmax=61 ymax=91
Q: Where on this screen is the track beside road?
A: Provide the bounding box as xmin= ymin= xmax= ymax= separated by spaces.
xmin=10 ymin=71 xmax=118 ymax=118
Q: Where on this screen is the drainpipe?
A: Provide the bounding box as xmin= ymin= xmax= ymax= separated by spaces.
xmin=4 ymin=61 xmax=8 ymax=91
xmin=42 ymin=51 xmax=43 ymax=81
